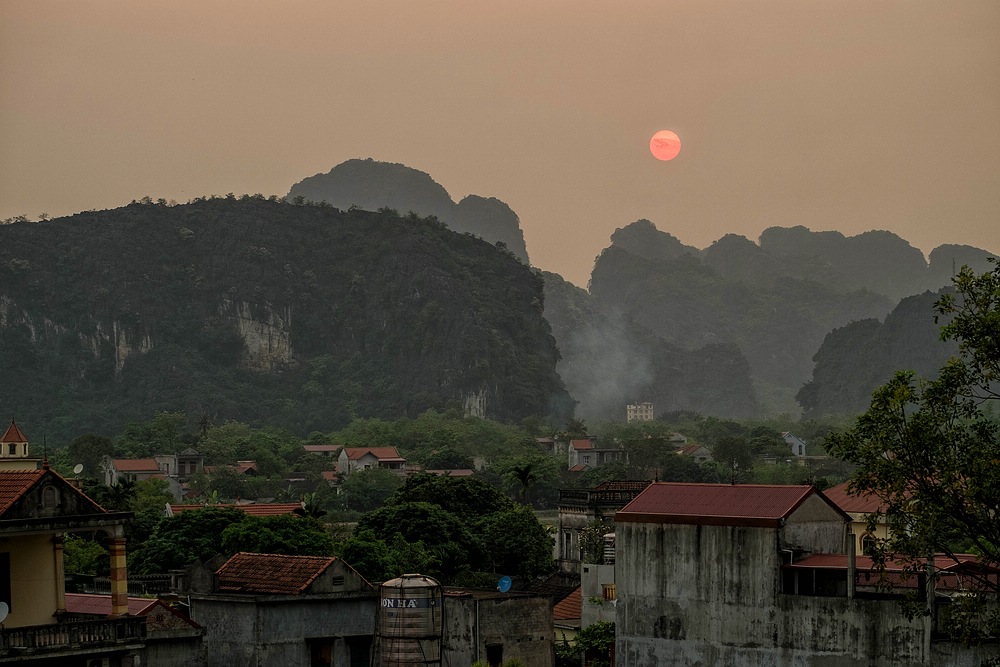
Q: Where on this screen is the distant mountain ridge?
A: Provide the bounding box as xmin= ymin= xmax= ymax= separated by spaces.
xmin=288 ymin=159 xmax=530 ymax=264
xmin=547 ymin=219 xmax=996 ymax=418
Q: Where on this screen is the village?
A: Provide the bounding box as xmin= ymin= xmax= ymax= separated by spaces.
xmin=0 ymin=408 xmax=996 ymax=667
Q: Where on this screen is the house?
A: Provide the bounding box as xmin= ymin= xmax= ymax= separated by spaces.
xmin=64 ymin=593 xmax=203 ymax=664
xmin=336 ymin=446 xmax=406 ymax=475
xmin=302 ymin=444 xmax=341 ymax=459
xmin=186 ymin=552 xmax=378 ymax=666
xmin=614 ymin=482 xmax=1000 ymax=666
xmin=553 ymin=586 xmax=582 ymax=645
xmin=625 ymin=402 xmax=654 ymax=422
xmin=0 ymin=466 xmax=145 ymax=664
xmin=823 ymin=480 xmax=889 ymax=555
xmin=675 ymin=443 xmax=712 ymax=464
xmin=567 ymin=439 xmax=624 ymax=470
xmin=0 ymin=420 xmax=42 ymax=471
xmin=782 ymin=431 xmax=808 ymax=457
xmin=101 ymin=456 xmax=163 ymax=486
xmin=101 ymin=450 xmax=205 ymax=501
xmin=555 ymin=480 xmax=651 ymax=573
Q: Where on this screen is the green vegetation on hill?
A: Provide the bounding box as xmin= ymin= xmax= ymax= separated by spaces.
xmin=0 ymin=196 xmax=568 ymax=441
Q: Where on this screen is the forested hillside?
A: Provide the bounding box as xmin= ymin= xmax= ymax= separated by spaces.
xmin=796 ymin=289 xmax=959 ymax=418
xmin=0 ymin=197 xmax=569 ymax=442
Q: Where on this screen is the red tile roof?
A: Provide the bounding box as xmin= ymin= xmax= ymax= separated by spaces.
xmin=617 ymin=483 xmax=835 ymax=527
xmin=0 ymin=469 xmax=107 ymax=517
xmin=303 ymin=445 xmax=340 ymax=453
xmin=169 ymin=503 xmax=302 ymax=517
xmin=112 ymin=458 xmax=161 ymax=472
xmin=216 ymin=552 xmax=336 ymax=594
xmin=570 ymin=440 xmax=593 ymax=450
xmin=0 ymin=470 xmax=46 ymax=514
xmin=568 ymin=464 xmax=589 ymax=472
xmin=822 ymin=481 xmax=883 ymax=514
xmin=677 ymin=444 xmax=708 ymax=456
xmin=235 ymin=461 xmax=258 ymax=475
xmin=785 ymin=553 xmax=1000 ymax=591
xmin=553 ymin=586 xmax=582 ymax=621
xmin=321 ymin=471 xmax=338 ymax=481
xmin=0 ymin=421 xmax=27 ymax=443
xmin=344 ymin=447 xmax=404 ymax=462
xmin=65 ymin=593 xmax=158 ymax=616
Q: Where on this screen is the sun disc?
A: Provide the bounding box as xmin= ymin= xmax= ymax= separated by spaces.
xmin=650 ymin=130 xmax=681 ymax=161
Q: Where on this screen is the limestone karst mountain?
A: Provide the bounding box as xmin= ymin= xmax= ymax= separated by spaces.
xmin=0 ymin=197 xmax=567 ymax=441
xmin=288 ymin=159 xmax=530 ymax=264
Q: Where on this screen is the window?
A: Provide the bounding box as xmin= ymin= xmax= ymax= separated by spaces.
xmin=602 ymin=583 xmax=617 ymax=601
xmin=7 ymin=444 xmax=14 ymax=456
xmin=42 ymin=485 xmax=57 ymax=509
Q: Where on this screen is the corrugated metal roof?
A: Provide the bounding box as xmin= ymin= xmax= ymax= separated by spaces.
xmin=216 ymin=552 xmax=336 ymax=594
xmin=822 ymin=481 xmax=883 ymax=514
xmin=617 ymin=482 xmax=817 ymax=527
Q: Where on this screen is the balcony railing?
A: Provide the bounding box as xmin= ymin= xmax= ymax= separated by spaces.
xmin=0 ymin=617 xmax=146 ymax=656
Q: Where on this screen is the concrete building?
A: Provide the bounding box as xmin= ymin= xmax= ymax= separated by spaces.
xmin=0 ymin=420 xmax=42 ymax=471
xmin=337 ymin=446 xmax=406 ymax=476
xmin=556 ymin=480 xmax=651 ymax=573
xmin=184 ymin=552 xmax=555 ymax=667
xmin=187 ymin=552 xmax=377 ymax=667
xmin=626 ymin=402 xmax=654 ymax=422
xmin=823 ymin=480 xmax=889 ymax=555
xmin=567 ymin=439 xmax=625 ymax=471
xmin=614 ymin=482 xmax=1000 ymax=666
xmin=0 ymin=466 xmax=145 ymax=664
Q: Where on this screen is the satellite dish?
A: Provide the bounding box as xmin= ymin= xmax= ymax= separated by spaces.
xmin=0 ymin=601 xmax=8 ymax=623
xmin=73 ymin=464 xmax=84 ymax=475
xmin=498 ymin=576 xmax=512 ymax=593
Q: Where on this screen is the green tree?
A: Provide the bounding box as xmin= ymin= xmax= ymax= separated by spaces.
xmin=475 ymin=504 xmax=554 ymax=578
xmin=710 ymin=436 xmax=754 ymax=483
xmin=129 ymin=507 xmax=245 ymax=574
xmin=63 ymin=534 xmax=109 ymax=576
xmin=221 ymin=515 xmax=335 ymax=556
xmin=574 ymin=621 xmax=616 ymax=667
xmin=826 ymin=262 xmax=1000 ymax=642
xmin=494 ymin=454 xmax=560 ymax=505
xmin=356 ymin=501 xmax=482 ymax=580
xmin=66 ymin=434 xmax=115 ymax=481
xmin=386 ymin=473 xmax=513 ymax=520
xmin=338 ymin=467 xmax=402 ymax=513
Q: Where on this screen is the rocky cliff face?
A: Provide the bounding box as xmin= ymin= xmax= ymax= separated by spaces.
xmin=0 ymin=197 xmax=566 ymax=441
xmin=288 ymin=158 xmax=530 ymax=263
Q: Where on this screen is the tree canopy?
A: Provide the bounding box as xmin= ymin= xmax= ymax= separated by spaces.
xmin=826 ymin=261 xmax=1000 ymax=640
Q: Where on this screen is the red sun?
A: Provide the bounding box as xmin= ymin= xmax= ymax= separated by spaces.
xmin=649 ymin=130 xmax=681 ymax=161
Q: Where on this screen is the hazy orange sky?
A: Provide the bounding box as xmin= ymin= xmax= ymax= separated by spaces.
xmin=2 ymin=1 xmax=997 ymax=287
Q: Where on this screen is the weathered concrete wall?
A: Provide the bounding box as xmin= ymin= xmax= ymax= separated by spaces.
xmin=144 ymin=635 xmax=206 ymax=667
xmin=443 ymin=593 xmax=554 ymax=667
xmin=784 ymin=494 xmax=848 ymax=554
xmin=616 ymin=521 xmax=1000 ymax=666
xmin=581 ymin=563 xmax=616 ymax=627
xmin=190 ymin=594 xmax=376 ymax=667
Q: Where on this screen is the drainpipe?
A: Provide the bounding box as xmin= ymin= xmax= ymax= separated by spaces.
xmin=847 ymin=538 xmax=855 ymax=600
